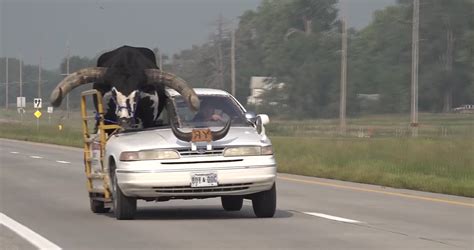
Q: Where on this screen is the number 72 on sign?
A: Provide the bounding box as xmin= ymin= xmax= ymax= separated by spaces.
xmin=34 ymin=98 xmax=42 ymax=109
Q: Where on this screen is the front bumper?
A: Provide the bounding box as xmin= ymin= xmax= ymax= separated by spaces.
xmin=115 ymin=155 xmax=277 ymax=198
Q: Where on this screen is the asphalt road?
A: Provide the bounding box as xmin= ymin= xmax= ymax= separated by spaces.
xmin=1 ymin=139 xmax=473 ymax=250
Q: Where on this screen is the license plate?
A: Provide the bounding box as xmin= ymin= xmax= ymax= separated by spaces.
xmin=191 ymin=128 xmax=212 ymax=142
xmin=191 ymin=173 xmax=218 ymax=187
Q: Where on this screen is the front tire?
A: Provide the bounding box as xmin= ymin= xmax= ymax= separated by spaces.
xmin=252 ymin=183 xmax=276 ymax=218
xmin=112 ymin=173 xmax=136 ymax=220
xmin=221 ymin=196 xmax=243 ymax=211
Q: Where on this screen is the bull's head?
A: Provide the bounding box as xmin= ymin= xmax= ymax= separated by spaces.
xmin=49 ymin=67 xmax=200 ymax=128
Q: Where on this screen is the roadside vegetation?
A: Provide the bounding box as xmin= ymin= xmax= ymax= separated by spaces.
xmin=274 ymin=137 xmax=473 ymax=197
xmin=1 ymin=110 xmax=472 ymax=197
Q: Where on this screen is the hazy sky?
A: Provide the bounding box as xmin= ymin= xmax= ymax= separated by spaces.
xmin=1 ymin=0 xmax=393 ymax=69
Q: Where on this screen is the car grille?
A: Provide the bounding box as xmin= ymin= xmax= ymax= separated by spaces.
xmin=153 ymin=183 xmax=252 ymax=193
xmin=177 ymin=146 xmax=225 ymax=157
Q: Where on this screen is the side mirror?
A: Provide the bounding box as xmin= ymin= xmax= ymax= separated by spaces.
xmin=255 ymin=114 xmax=270 ymax=135
xmin=257 ymin=114 xmax=270 ymax=125
xmin=245 ymin=111 xmax=257 ymax=123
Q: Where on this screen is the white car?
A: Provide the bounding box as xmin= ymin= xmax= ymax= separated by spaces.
xmin=104 ymin=88 xmax=277 ymax=219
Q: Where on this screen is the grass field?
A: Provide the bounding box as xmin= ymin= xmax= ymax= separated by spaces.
xmin=1 ymin=109 xmax=473 ymax=197
xmin=273 ymin=137 xmax=473 ymax=197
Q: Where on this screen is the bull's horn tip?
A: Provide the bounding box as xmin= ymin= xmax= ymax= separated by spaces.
xmin=190 ymin=95 xmax=200 ymax=111
xmin=50 ymin=88 xmax=63 ymax=107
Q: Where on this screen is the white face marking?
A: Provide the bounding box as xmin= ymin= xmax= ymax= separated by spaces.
xmin=112 ymin=87 xmax=138 ymax=119
xmin=139 ymin=91 xmax=159 ymax=118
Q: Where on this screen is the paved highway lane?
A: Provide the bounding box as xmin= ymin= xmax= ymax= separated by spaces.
xmin=1 ymin=139 xmax=473 ymax=249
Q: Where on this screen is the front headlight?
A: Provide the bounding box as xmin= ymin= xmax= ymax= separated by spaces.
xmin=223 ymin=145 xmax=273 ymax=157
xmin=120 ymin=149 xmax=180 ymax=161
xmin=261 ymin=145 xmax=274 ymax=155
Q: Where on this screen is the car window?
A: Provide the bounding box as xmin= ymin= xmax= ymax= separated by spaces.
xmin=172 ymin=95 xmax=250 ymax=128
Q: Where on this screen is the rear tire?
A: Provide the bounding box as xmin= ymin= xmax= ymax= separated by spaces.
xmin=90 ymin=198 xmax=110 ymax=213
xmin=252 ymin=183 xmax=276 ymax=218
xmin=112 ymin=174 xmax=136 ymax=220
xmin=221 ymin=196 xmax=243 ymax=211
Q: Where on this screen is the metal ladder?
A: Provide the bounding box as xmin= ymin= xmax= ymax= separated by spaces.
xmin=80 ymin=90 xmax=121 ymax=203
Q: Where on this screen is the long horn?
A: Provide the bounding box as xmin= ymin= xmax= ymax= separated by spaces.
xmin=144 ymin=69 xmax=200 ymax=112
xmin=170 ymin=120 xmax=192 ymax=142
xmin=50 ymin=67 xmax=107 ymax=107
xmin=211 ymin=120 xmax=231 ymax=141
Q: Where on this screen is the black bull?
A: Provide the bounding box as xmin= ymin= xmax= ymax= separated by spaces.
xmin=49 ymin=46 xmax=229 ymax=141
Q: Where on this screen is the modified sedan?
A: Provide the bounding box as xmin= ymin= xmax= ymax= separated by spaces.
xmin=104 ymin=88 xmax=277 ymax=220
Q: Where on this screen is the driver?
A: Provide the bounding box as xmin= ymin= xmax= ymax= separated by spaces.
xmin=192 ymin=101 xmax=224 ymax=122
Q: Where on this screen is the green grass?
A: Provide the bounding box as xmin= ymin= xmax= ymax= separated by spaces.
xmin=0 ymin=122 xmax=83 ymax=147
xmin=273 ymin=137 xmax=474 ymax=197
xmin=0 ymin=108 xmax=84 ymax=147
xmin=1 ymin=110 xmax=473 ymax=197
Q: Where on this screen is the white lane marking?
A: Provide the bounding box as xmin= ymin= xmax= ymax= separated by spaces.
xmin=303 ymin=212 xmax=362 ymax=224
xmin=10 ymin=151 xmax=19 ymax=154
xmin=56 ymin=161 xmax=71 ymax=164
xmin=30 ymin=156 xmax=43 ymax=159
xmin=0 ymin=212 xmax=62 ymax=250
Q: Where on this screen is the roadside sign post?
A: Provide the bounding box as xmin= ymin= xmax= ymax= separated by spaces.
xmin=34 ymin=98 xmax=42 ymax=131
xmin=47 ymin=106 xmax=53 ymax=125
xmin=17 ymin=97 xmax=26 ymax=121
xmin=34 ymin=109 xmax=42 ymax=131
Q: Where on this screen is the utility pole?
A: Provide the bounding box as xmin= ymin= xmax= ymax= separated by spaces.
xmin=159 ymin=49 xmax=163 ymax=70
xmin=19 ymin=58 xmax=22 ymax=100
xmin=38 ymin=56 xmax=42 ymax=99
xmin=59 ymin=42 xmax=72 ymax=118
xmin=5 ymin=57 xmax=8 ymax=109
xmin=339 ymin=0 xmax=348 ymax=135
xmin=61 ymin=42 xmax=71 ymax=118
xmin=231 ymin=29 xmax=236 ymax=96
xmin=66 ymin=44 xmax=70 ymax=118
xmin=410 ymin=0 xmax=420 ymax=137
xmin=19 ymin=57 xmax=23 ymax=121
xmin=444 ymin=29 xmax=453 ymax=112
xmin=153 ymin=48 xmax=163 ymax=70
xmin=216 ymin=13 xmax=225 ymax=89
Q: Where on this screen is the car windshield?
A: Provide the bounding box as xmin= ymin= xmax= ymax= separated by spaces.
xmin=172 ymin=95 xmax=250 ymax=128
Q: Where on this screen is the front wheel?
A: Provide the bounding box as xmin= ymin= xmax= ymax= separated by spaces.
xmin=112 ymin=173 xmax=136 ymax=220
xmin=252 ymin=183 xmax=276 ymax=218
xmin=221 ymin=196 xmax=243 ymax=211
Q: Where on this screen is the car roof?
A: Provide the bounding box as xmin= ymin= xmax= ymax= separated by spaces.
xmin=166 ymin=88 xmax=231 ymax=97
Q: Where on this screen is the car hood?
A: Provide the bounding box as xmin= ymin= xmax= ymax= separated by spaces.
xmin=106 ymin=126 xmax=270 ymax=152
